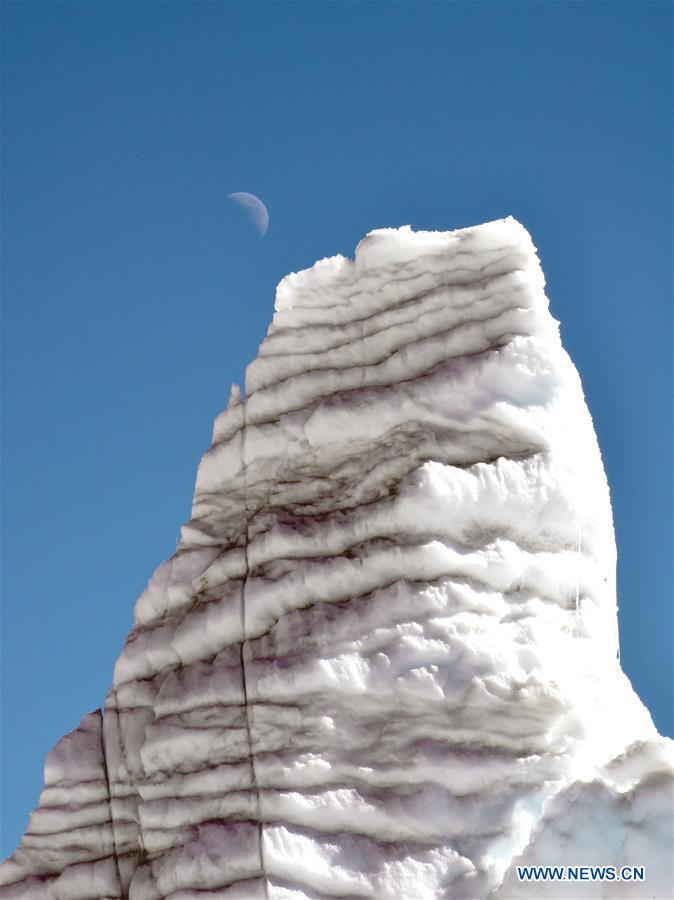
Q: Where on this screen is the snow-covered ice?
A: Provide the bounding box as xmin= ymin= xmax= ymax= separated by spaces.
xmin=2 ymin=218 xmax=672 ymax=898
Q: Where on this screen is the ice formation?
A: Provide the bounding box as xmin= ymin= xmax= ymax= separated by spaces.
xmin=2 ymin=218 xmax=672 ymax=899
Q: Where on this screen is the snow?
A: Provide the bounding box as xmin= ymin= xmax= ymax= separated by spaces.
xmin=2 ymin=218 xmax=672 ymax=898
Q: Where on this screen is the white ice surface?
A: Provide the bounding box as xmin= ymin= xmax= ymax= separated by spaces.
xmin=2 ymin=218 xmax=672 ymax=899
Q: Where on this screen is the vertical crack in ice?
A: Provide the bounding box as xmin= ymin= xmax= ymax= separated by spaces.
xmin=99 ymin=708 xmax=125 ymax=899
xmin=109 ymin=686 xmax=147 ymax=894
xmin=238 ymin=385 xmax=269 ymax=899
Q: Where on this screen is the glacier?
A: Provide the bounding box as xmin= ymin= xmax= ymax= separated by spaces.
xmin=2 ymin=217 xmax=672 ymax=899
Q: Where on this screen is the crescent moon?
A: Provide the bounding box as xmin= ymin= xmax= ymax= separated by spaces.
xmin=227 ymin=192 xmax=269 ymax=237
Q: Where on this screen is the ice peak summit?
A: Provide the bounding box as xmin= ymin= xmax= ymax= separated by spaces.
xmin=2 ymin=220 xmax=672 ymax=899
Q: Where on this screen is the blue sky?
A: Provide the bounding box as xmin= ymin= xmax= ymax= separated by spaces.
xmin=1 ymin=1 xmax=671 ymax=859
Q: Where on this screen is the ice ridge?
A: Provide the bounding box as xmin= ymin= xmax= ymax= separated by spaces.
xmin=2 ymin=218 xmax=672 ymax=899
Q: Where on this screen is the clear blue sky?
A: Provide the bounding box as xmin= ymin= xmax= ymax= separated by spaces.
xmin=2 ymin=1 xmax=671 ymax=859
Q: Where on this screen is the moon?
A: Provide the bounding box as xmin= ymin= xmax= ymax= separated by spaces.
xmin=227 ymin=192 xmax=269 ymax=237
